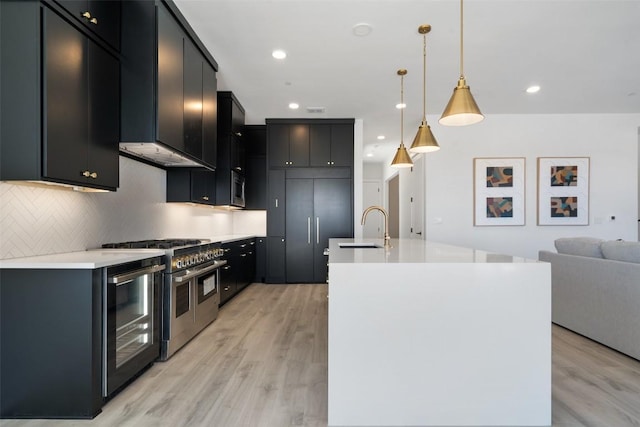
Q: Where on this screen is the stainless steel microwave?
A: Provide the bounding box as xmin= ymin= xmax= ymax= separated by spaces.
xmin=231 ymin=170 xmax=245 ymax=208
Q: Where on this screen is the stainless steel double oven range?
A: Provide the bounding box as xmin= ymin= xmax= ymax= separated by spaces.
xmin=103 ymin=239 xmax=226 ymax=362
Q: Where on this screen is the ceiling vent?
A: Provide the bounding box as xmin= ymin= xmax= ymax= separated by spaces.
xmin=306 ymin=106 xmax=326 ymax=114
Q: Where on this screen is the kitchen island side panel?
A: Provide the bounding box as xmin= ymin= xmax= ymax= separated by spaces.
xmin=0 ymin=269 xmax=103 ymax=419
xmin=327 ymin=261 xmax=551 ymax=427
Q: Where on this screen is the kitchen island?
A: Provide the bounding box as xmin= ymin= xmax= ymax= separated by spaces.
xmin=327 ymin=239 xmax=551 ymax=427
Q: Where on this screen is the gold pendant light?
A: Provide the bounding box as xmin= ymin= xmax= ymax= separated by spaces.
xmin=439 ymin=0 xmax=484 ymax=126
xmin=410 ymin=24 xmax=440 ymax=154
xmin=391 ymin=69 xmax=413 ymax=168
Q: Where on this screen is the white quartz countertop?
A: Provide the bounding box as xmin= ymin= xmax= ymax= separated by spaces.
xmin=207 ymin=234 xmax=262 ymax=244
xmin=0 ymin=249 xmax=166 ymax=269
xmin=328 ymin=238 xmax=535 ymax=264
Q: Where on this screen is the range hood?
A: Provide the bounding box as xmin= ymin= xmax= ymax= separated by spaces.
xmin=120 ymin=142 xmax=206 ymax=168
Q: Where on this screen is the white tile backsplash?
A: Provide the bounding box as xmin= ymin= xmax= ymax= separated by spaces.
xmin=0 ymin=157 xmax=261 ymax=259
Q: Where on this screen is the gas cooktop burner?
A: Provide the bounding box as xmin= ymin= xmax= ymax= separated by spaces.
xmin=102 ymin=239 xmax=204 ymax=249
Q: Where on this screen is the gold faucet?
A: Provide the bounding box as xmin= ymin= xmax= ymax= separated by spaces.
xmin=361 ymin=206 xmax=391 ymax=248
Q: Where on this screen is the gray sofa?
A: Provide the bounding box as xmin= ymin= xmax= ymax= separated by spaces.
xmin=539 ymin=237 xmax=640 ymax=360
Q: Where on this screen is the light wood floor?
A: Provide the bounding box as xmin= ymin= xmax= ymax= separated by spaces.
xmin=3 ymin=283 xmax=640 ymax=427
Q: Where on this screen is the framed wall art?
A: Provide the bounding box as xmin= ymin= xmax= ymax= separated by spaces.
xmin=537 ymin=157 xmax=590 ymax=225
xmin=473 ymin=157 xmax=525 ymax=226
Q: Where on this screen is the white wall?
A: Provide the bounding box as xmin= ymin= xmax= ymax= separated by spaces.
xmin=0 ymin=157 xmax=266 ymax=259
xmin=379 ymin=113 xmax=640 ymax=259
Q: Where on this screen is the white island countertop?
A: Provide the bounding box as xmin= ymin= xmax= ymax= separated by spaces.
xmin=327 ymin=238 xmax=551 ymax=427
xmin=0 ymin=249 xmax=166 ymax=269
xmin=329 ymin=238 xmax=536 ymax=264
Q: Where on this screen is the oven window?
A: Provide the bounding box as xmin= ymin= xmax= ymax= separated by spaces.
xmin=115 ymin=275 xmax=153 ymax=368
xmin=197 ymin=272 xmax=217 ymax=303
xmin=175 ymin=282 xmax=191 ymax=318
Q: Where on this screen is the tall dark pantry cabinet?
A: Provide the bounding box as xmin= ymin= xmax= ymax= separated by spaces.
xmin=265 ymin=119 xmax=355 ymax=283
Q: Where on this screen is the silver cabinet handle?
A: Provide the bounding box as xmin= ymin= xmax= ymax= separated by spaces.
xmin=316 ymin=217 xmax=320 ymax=244
xmin=108 ymin=264 xmax=165 ymax=285
xmin=307 ymin=217 xmax=311 ymax=244
xmin=275 ymin=198 xmax=278 ymax=208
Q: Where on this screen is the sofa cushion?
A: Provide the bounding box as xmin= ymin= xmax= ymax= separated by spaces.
xmin=600 ymin=240 xmax=640 ymax=264
xmin=554 ymin=237 xmax=604 ymax=258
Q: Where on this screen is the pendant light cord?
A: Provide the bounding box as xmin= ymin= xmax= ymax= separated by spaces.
xmin=400 ymin=73 xmax=405 ymax=144
xmin=422 ymin=33 xmax=427 ymax=122
xmin=459 ymin=0 xmax=464 ymax=78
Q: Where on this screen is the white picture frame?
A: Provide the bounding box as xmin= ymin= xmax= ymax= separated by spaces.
xmin=537 ymin=157 xmax=590 ymax=225
xmin=473 ymin=157 xmax=526 ymax=226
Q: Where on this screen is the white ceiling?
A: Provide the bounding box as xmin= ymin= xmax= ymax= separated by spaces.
xmin=174 ymin=0 xmax=640 ymax=163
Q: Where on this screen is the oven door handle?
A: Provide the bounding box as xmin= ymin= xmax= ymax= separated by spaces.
xmin=108 ymin=264 xmax=165 ymax=285
xmin=173 ymin=260 xmax=227 ymax=283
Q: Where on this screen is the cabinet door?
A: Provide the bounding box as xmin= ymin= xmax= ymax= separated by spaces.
xmin=268 ymin=124 xmax=289 ymax=167
xmin=313 ymin=178 xmax=353 ymax=282
xmin=87 ymin=36 xmax=119 ymax=189
xmin=245 ymin=155 xmax=266 ymax=209
xmin=85 ymin=0 xmax=120 ymax=49
xmin=219 ymin=263 xmax=235 ymax=305
xmin=309 ymin=124 xmax=331 ymax=167
xmin=44 ymin=7 xmax=88 ymax=184
xmin=202 ymin=61 xmax=217 ymax=167
xmin=157 ymin=4 xmax=184 ymax=151
xmin=231 ymin=134 xmax=244 ymax=172
xmin=267 ymin=169 xmax=286 ymax=236
xmin=255 ymin=238 xmax=266 ymax=282
xmin=183 ymin=38 xmax=203 ymax=159
xmin=191 ymin=170 xmax=215 ymax=204
xmin=286 ymin=179 xmax=314 ymax=283
xmin=330 ymin=124 xmax=354 ymax=167
xmin=266 ymin=237 xmax=286 ymax=283
xmin=289 ymin=124 xmax=309 ymax=167
xmin=55 ymin=0 xmax=120 ymax=49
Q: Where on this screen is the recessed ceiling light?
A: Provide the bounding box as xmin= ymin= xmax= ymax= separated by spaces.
xmin=366 ymin=153 xmax=374 ymax=157
xmin=288 ymin=102 xmax=299 ymax=109
xmin=526 ymin=85 xmax=541 ymax=94
xmin=377 ymin=135 xmax=385 ymax=140
xmin=352 ymin=23 xmax=372 ymax=37
xmin=396 ymin=103 xmax=406 ymax=109
xmin=272 ymin=49 xmax=287 ymax=59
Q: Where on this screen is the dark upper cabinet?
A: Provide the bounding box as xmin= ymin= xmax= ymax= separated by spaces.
xmin=244 ymin=125 xmax=267 ymax=210
xmin=156 ymin=3 xmax=185 ymax=152
xmin=166 ymin=168 xmax=216 ymax=205
xmin=267 ymin=119 xmax=354 ymax=168
xmin=310 ymin=123 xmax=354 ymax=167
xmin=54 ymin=0 xmax=120 ymax=49
xmin=202 ymin=62 xmax=218 ymax=166
xmin=267 ymin=123 xmax=310 ymax=168
xmin=0 ymin=1 xmax=119 ymax=191
xmin=216 ymin=91 xmax=245 ymax=206
xmin=183 ymin=38 xmax=203 ymax=159
xmin=121 ymin=0 xmax=218 ymax=169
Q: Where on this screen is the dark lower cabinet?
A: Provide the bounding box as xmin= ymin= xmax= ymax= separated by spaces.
xmin=266 ymin=236 xmax=286 ymax=284
xmin=219 ymin=263 xmax=235 ymax=306
xmin=0 ymin=269 xmax=103 ymax=418
xmin=255 ymin=237 xmax=266 ymax=282
xmin=219 ymin=238 xmax=256 ymax=305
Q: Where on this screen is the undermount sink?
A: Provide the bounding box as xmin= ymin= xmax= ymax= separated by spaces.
xmin=338 ymin=242 xmax=382 ymax=249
